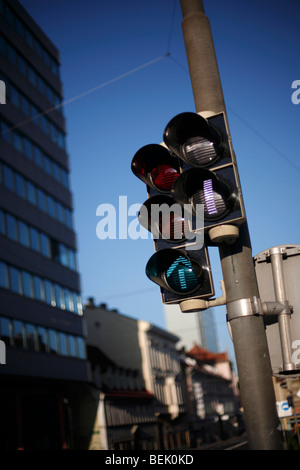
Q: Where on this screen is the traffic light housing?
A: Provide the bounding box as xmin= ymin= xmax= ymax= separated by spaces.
xmin=164 ymin=112 xmax=245 ymax=244
xmin=131 ymin=141 xmax=214 ymax=305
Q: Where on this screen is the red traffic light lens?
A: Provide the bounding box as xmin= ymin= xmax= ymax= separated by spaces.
xmin=151 ymin=164 xmax=179 ymax=192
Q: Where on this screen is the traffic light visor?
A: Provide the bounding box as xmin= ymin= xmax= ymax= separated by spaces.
xmin=163 ymin=112 xmax=224 ymax=168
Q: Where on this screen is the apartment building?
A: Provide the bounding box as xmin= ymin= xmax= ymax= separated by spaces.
xmin=84 ymin=299 xmax=188 ymax=449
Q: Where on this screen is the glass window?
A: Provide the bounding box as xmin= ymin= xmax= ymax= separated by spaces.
xmin=44 ymin=50 xmax=50 ymax=68
xmin=12 ymin=132 xmax=23 ymax=153
xmin=0 ymin=209 xmax=5 ymax=235
xmin=56 ymin=202 xmax=63 ymax=223
xmin=0 ymin=261 xmax=8 ymax=288
xmin=0 ymin=317 xmax=11 ymax=345
xmin=7 ymin=43 xmax=17 ymax=66
xmin=33 ymin=276 xmax=44 ymax=301
xmin=19 ymin=221 xmax=29 ymax=247
xmin=25 ymin=29 xmax=34 ymax=49
xmin=49 ymin=123 xmax=57 ymax=144
xmin=15 ymin=17 xmax=25 ymax=39
xmin=25 ymin=323 xmax=36 ymax=351
xmin=61 ymin=170 xmax=69 ymax=189
xmin=27 ymin=65 xmax=36 ymax=86
xmin=6 ymin=214 xmax=17 ymax=241
xmin=40 ymin=233 xmax=50 ymax=257
xmin=54 ymin=284 xmax=64 ymax=309
xmin=47 ymin=195 xmax=55 ymax=218
xmin=44 ymin=155 xmax=52 ymax=175
xmin=53 ymin=162 xmax=60 ymax=182
xmin=58 ymin=332 xmax=67 ymax=356
xmin=20 ymin=95 xmax=30 ymax=116
xmin=48 ymin=329 xmax=58 ymax=354
xmin=1 ymin=121 xmax=10 ymax=143
xmin=5 ymin=6 xmax=15 ymax=28
xmin=77 ymin=296 xmax=83 ymax=315
xmin=9 ymin=267 xmax=21 ymax=294
xmin=68 ymin=336 xmax=76 ymax=357
xmin=77 ymin=337 xmax=86 ymax=359
xmin=37 ymin=188 xmax=46 ymax=212
xmin=13 ymin=320 xmax=24 ymax=348
xmin=44 ymin=280 xmax=54 ymax=306
xmin=57 ymin=132 xmax=65 ymax=150
xmin=37 ymin=75 xmax=44 ymax=95
xmin=69 ymin=250 xmax=76 ymax=271
xmin=26 ymin=181 xmax=36 ymax=205
xmin=15 ymin=173 xmax=25 ymax=198
xmin=31 ymin=104 xmax=40 ymax=126
xmin=72 ymin=293 xmax=78 ymax=314
xmin=33 ymin=146 xmax=43 ymax=168
xmin=51 ymin=60 xmax=59 ymax=77
xmin=50 ymin=238 xmax=60 ymax=262
xmin=10 ymin=85 xmax=19 ymax=108
xmin=35 ymin=40 xmax=42 ymax=59
xmin=37 ymin=326 xmax=47 ymax=352
xmin=0 ymin=35 xmax=5 ymax=56
xmin=3 ymin=165 xmax=14 ymax=191
xmin=59 ymin=244 xmax=67 ymax=267
xmin=23 ymin=137 xmax=32 ymax=160
xmin=65 ymin=209 xmax=73 ymax=229
xmin=22 ymin=271 xmax=33 ymax=298
xmin=29 ymin=227 xmax=40 ymax=251
xmin=64 ymin=289 xmax=70 ymax=311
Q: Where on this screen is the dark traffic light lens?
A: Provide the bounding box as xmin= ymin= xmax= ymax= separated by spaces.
xmin=191 ymin=179 xmax=229 ymax=220
xmin=151 ymin=164 xmax=179 ymax=192
xmin=159 ymin=212 xmax=186 ymax=241
xmin=183 ymin=137 xmax=219 ymax=167
xmin=165 ymin=256 xmax=201 ymax=293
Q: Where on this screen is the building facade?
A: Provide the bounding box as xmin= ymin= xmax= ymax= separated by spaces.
xmin=0 ymin=0 xmax=90 ymax=449
xmin=85 ymin=300 xmax=189 ymax=450
xmin=164 ymin=304 xmax=219 ymax=352
xmin=182 ymin=345 xmax=241 ymax=446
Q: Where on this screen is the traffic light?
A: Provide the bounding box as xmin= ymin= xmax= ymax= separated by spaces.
xmin=163 ymin=112 xmax=245 ymax=244
xmin=131 ymin=141 xmax=214 ymax=305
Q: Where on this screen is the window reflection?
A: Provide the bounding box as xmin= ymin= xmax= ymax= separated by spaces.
xmin=0 ymin=315 xmax=86 ymax=360
xmin=25 ymin=323 xmax=36 ymax=351
xmin=13 ymin=320 xmax=23 ymax=348
xmin=48 ymin=329 xmax=58 ymax=354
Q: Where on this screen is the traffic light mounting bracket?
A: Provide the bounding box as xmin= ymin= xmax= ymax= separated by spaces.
xmin=179 ymin=279 xmax=226 ymax=312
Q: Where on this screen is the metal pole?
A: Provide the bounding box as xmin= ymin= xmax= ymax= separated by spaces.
xmin=179 ymin=0 xmax=282 ymax=449
xmin=269 ymin=247 xmax=294 ymax=372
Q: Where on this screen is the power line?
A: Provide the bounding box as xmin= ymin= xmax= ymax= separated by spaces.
xmin=167 ymin=54 xmax=300 ymax=174
xmin=0 ymin=53 xmax=169 ymax=136
xmin=166 ymin=0 xmax=177 ymax=54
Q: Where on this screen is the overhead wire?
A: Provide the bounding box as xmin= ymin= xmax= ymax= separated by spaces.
xmin=1 ymin=0 xmax=298 ymax=304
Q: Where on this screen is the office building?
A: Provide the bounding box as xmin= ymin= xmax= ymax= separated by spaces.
xmin=0 ymin=0 xmax=90 ymax=449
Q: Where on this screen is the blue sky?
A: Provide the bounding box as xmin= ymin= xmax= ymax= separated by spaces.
xmin=19 ymin=0 xmax=300 ymax=362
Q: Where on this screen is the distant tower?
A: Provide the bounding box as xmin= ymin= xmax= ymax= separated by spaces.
xmin=164 ymin=304 xmax=219 ymax=352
